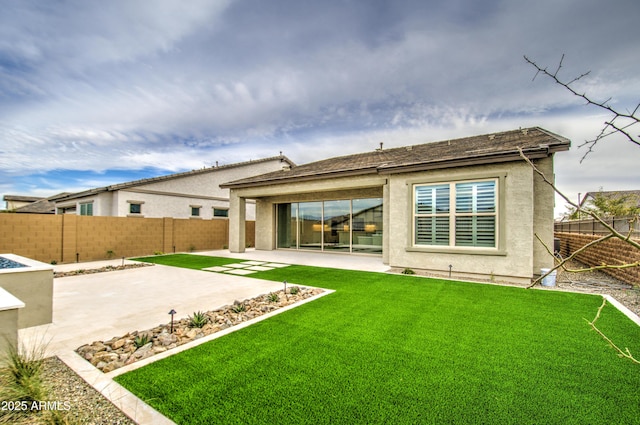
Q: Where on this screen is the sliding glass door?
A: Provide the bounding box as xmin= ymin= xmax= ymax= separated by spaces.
xmin=276 ymin=197 xmax=382 ymax=255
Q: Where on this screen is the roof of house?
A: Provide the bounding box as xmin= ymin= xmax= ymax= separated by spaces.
xmin=55 ymin=154 xmax=294 ymax=202
xmin=2 ymin=195 xmax=44 ymax=202
xmin=582 ymin=190 xmax=640 ymax=206
xmin=14 ymin=193 xmax=72 ymax=214
xmin=221 ymin=127 xmax=571 ymax=189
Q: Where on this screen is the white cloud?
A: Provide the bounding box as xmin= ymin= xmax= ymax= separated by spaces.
xmin=0 ymin=0 xmax=638 ymax=205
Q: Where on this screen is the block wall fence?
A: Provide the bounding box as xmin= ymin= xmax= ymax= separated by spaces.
xmin=555 ymin=232 xmax=640 ymax=286
xmin=0 ymin=214 xmax=255 ymax=264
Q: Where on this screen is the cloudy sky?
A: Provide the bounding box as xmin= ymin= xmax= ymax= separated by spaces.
xmin=1 ymin=0 xmax=638 ymax=216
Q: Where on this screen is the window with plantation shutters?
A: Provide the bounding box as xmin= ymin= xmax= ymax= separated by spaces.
xmin=414 ymin=179 xmax=497 ymax=248
xmin=415 ymin=185 xmax=450 ymax=245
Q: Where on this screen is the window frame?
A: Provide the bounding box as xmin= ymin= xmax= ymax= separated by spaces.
xmin=127 ymin=200 xmax=144 ymax=216
xmin=79 ymin=201 xmax=94 ymax=216
xmin=190 ymin=205 xmax=202 ymax=218
xmin=213 ymin=207 xmax=229 ymax=218
xmin=407 ymin=173 xmax=506 ymax=256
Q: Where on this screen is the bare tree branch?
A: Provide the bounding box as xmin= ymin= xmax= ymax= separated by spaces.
xmin=524 ymin=55 xmax=639 ymax=162
xmin=585 ymin=298 xmax=639 ymax=364
xmin=518 ymin=148 xmax=640 ymax=251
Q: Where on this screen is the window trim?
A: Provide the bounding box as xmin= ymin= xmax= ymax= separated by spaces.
xmin=213 ymin=207 xmax=229 ymax=218
xmin=190 ymin=205 xmax=202 ymax=218
xmin=127 ymin=200 xmax=144 ymax=216
xmin=79 ymin=201 xmax=94 ymax=216
xmin=406 ymin=172 xmax=507 ymax=256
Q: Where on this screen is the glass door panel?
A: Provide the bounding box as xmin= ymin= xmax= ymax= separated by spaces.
xmin=323 ymin=200 xmax=351 ymax=252
xmin=298 ymin=202 xmax=322 ymax=250
xmin=276 ymin=203 xmax=297 ymax=249
xmin=352 ymin=198 xmax=383 ymax=253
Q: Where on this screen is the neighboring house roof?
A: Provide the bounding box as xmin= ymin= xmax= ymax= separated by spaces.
xmin=55 ymin=155 xmax=294 ymax=202
xmin=2 ymin=195 xmax=44 ymax=203
xmin=581 ymin=190 xmax=640 ymax=207
xmin=221 ymin=127 xmax=570 ymax=189
xmin=14 ymin=193 xmax=72 ymax=214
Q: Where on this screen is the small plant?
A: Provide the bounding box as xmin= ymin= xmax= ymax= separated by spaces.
xmin=402 ymin=268 xmax=415 ymax=275
xmin=268 ymin=292 xmax=279 ymax=302
xmin=289 ymin=286 xmax=300 ymax=295
xmin=153 ymin=251 xmax=164 ymax=256
xmin=50 ymin=260 xmax=58 ymax=265
xmin=106 ymin=249 xmax=115 ymax=259
xmin=189 ymin=311 xmax=208 ymax=328
xmin=0 ymin=338 xmax=48 ymax=404
xmin=232 ymin=304 xmax=246 ymax=313
xmin=188 ymin=245 xmax=196 ymax=252
xmin=134 ymin=333 xmax=151 ymax=348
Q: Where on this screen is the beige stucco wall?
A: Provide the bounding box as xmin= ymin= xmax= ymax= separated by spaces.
xmin=532 ymin=156 xmax=556 ymax=275
xmin=387 ymin=161 xmax=541 ymax=283
xmin=229 ymin=158 xmax=556 ymax=284
xmin=0 ymin=254 xmax=53 ymax=329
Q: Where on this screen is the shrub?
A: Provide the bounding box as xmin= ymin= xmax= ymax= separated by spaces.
xmin=189 ymin=311 xmax=208 ymax=328
xmin=268 ymin=292 xmax=279 ymax=303
xmin=134 ymin=333 xmax=151 ymax=348
xmin=402 ymin=268 xmax=415 ymax=275
xmin=232 ymin=304 xmax=246 ymax=313
xmin=0 ymin=338 xmax=47 ymax=404
xmin=289 ymin=286 xmax=300 ymax=295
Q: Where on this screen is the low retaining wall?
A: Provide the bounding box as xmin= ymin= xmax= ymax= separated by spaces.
xmin=555 ymin=232 xmax=640 ymax=286
xmin=0 ymin=287 xmax=24 ymax=358
xmin=0 ymin=253 xmax=54 ymax=329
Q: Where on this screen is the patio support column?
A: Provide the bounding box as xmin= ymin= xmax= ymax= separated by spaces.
xmin=229 ymin=190 xmax=246 ymax=253
xmin=382 ymin=180 xmax=390 ymax=264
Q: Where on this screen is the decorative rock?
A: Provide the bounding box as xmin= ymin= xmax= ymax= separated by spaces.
xmin=77 ymin=287 xmax=324 ymax=373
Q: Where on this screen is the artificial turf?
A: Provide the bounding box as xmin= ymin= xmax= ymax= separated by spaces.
xmin=118 ymin=254 xmax=640 ymax=424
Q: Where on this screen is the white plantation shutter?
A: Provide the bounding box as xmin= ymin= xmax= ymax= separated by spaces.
xmin=414 ymin=180 xmax=497 ymax=248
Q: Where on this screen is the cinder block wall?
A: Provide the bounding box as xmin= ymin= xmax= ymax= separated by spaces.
xmin=0 ymin=214 xmax=255 ymax=264
xmin=0 ymin=214 xmax=62 ymax=262
xmin=555 ymin=232 xmax=640 ymax=286
xmin=173 ymin=219 xmax=229 ymax=253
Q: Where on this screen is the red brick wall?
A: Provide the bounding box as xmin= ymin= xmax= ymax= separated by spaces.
xmin=555 ymin=232 xmax=640 ymax=286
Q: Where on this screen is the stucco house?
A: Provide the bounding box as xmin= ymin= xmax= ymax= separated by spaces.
xmin=221 ymin=127 xmax=570 ymax=284
xmin=2 ymin=195 xmax=44 ymax=211
xmin=54 ymin=155 xmax=294 ymax=220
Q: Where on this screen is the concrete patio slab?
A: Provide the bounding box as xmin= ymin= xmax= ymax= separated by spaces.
xmin=244 ymin=265 xmax=275 ymax=272
xmin=202 ymin=266 xmax=232 ymax=272
xmin=198 ymin=248 xmax=390 ymax=273
xmin=263 ymin=263 xmax=290 ymax=268
xmin=19 ymin=264 xmax=283 ymax=355
xmin=225 ymin=263 xmax=251 ymax=268
xmin=225 ymin=268 xmax=257 ymax=275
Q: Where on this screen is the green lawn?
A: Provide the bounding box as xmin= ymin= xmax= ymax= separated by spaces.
xmin=118 ymin=254 xmax=640 ymax=424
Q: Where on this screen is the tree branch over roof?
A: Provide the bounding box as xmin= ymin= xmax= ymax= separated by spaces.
xmin=524 ymin=54 xmax=640 ymax=162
